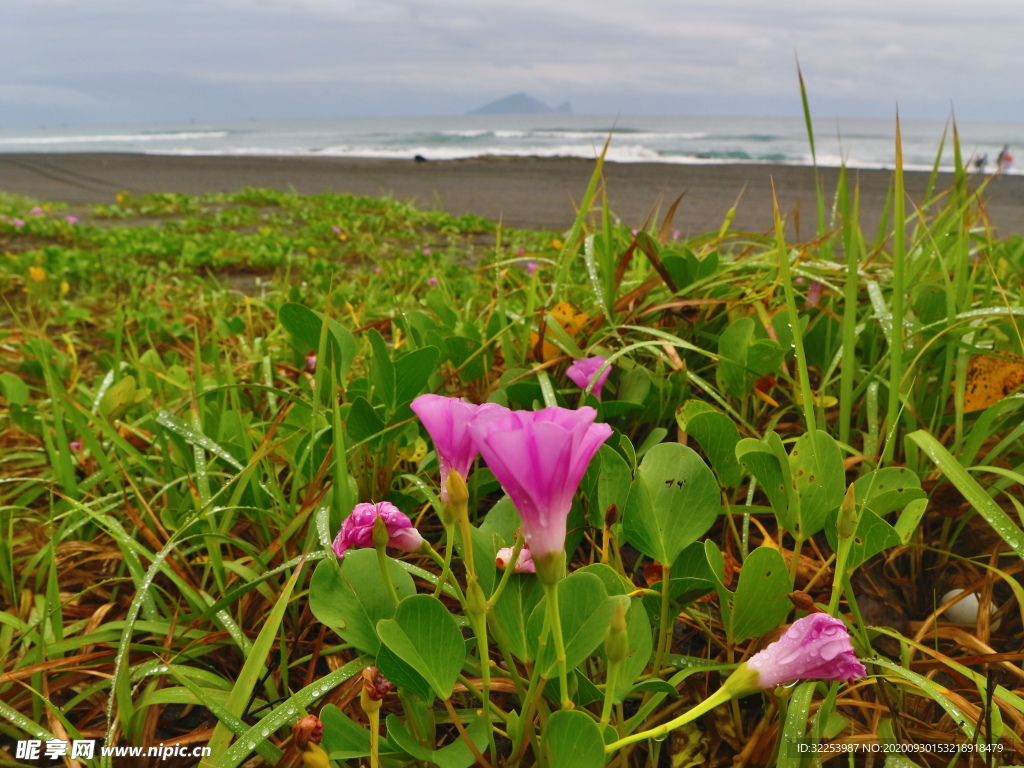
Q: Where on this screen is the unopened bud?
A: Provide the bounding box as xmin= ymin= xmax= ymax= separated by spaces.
xmin=445 ymin=469 xmax=470 ymax=509
xmin=605 ymin=600 xmax=630 ymax=664
xmin=837 ymin=484 xmax=859 ymax=539
xmin=371 ymin=514 xmax=391 ymax=550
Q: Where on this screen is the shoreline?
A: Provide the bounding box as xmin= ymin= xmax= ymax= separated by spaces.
xmin=1 ymin=153 xmax=1021 ymax=236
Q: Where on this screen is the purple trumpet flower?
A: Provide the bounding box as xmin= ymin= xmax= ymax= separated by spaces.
xmin=566 ymin=356 xmax=611 ymax=399
xmin=469 ymin=406 xmax=611 ymax=568
xmin=410 ymin=395 xmax=502 ymax=502
xmin=331 ymin=502 xmax=423 ymax=559
xmin=747 ymin=613 xmax=866 ymax=689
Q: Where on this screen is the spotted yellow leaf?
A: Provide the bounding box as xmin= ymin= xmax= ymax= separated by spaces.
xmin=528 ymin=301 xmax=590 ymax=361
xmin=964 ymin=353 xmax=1024 ymax=413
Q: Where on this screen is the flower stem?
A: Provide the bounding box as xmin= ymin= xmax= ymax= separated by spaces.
xmin=542 ymin=580 xmax=572 ymax=709
xmin=600 ymin=658 xmax=622 ymax=725
xmin=368 ymin=707 xmax=381 ymax=768
xmin=423 ymin=534 xmax=464 ymax=603
xmin=650 ymin=564 xmax=673 ymax=676
xmin=511 ymin=609 xmax=551 ymax=765
xmin=487 ymin=614 xmax=527 ymax=701
xmin=604 ymin=684 xmax=735 ymax=754
xmin=486 ymin=533 xmax=526 ymax=610
xmin=467 ymin=576 xmax=499 ymax=764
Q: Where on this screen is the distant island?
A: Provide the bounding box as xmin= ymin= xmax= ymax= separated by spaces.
xmin=469 ymin=92 xmax=573 ymax=115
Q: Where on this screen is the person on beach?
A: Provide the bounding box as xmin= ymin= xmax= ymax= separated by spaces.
xmin=973 ymin=153 xmax=988 ymax=173
xmin=997 ymin=145 xmax=1013 ymax=172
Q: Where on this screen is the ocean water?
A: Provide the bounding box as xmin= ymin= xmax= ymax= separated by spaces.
xmin=0 ymin=114 xmax=1021 ymax=173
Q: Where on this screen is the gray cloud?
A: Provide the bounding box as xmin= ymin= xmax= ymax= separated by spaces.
xmin=2 ymin=0 xmax=1022 ymax=126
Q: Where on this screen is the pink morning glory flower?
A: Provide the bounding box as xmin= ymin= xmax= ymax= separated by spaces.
xmin=29 ymin=207 xmax=44 ymax=216
xmin=747 ymin=613 xmax=866 ymax=689
xmin=495 ymin=545 xmax=535 ymax=573
xmin=331 ymin=501 xmax=423 ymax=559
xmin=525 ymin=261 xmax=537 ymax=276
xmin=566 ymin=356 xmax=611 ymax=399
xmin=410 ymin=395 xmax=502 ymax=502
xmin=13 ymin=219 xmax=25 ymax=228
xmin=423 ymin=248 xmax=432 ymax=255
xmin=66 ymin=216 xmax=78 ymax=225
xmin=374 ymin=266 xmax=383 ymax=274
xmin=469 ymin=406 xmax=611 ymax=563
xmin=331 ymin=226 xmax=341 ymax=233
xmin=427 ymin=277 xmax=438 ymax=286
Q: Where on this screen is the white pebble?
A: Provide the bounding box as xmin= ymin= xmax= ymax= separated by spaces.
xmin=941 ymin=589 xmax=998 ymax=628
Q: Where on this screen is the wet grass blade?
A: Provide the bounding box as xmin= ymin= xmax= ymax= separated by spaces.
xmin=908 ymin=429 xmax=1024 ymax=558
xmin=205 ymin=558 xmax=307 ymax=763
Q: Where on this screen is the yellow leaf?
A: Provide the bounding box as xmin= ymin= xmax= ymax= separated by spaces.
xmin=964 ymin=353 xmax=1024 ymax=412
xmin=528 ymin=301 xmax=590 ymax=361
xmin=794 ymin=390 xmax=839 ymax=408
xmin=397 ymin=436 xmax=428 ymax=463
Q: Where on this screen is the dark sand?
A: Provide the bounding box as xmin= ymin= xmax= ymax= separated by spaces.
xmin=1 ymin=153 xmax=1022 ymax=237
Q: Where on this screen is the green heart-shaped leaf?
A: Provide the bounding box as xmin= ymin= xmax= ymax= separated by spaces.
xmin=377 ymin=595 xmax=466 ymax=700
xmin=544 ymin=710 xmax=607 ymax=767
xmin=623 ymin=442 xmax=720 ymax=564
xmin=308 ymin=551 xmax=415 ymax=655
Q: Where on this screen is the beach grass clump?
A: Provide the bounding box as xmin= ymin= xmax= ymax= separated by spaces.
xmin=1 ymin=128 xmax=1024 ymax=767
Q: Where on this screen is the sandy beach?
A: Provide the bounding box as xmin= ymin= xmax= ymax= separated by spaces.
xmin=1 ymin=152 xmax=1022 ymax=237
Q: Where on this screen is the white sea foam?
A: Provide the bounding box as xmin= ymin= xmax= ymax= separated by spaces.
xmin=3 ymin=115 xmax=1022 ymax=174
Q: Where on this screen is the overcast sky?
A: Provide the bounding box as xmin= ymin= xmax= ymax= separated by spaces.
xmin=3 ymin=0 xmax=1024 ymax=128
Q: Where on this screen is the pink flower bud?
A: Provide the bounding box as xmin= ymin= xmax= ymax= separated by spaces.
xmin=331 ymin=502 xmax=423 ymax=558
xmin=495 ymin=545 xmax=535 ymax=573
xmin=427 ymin=277 xmax=438 ymax=286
